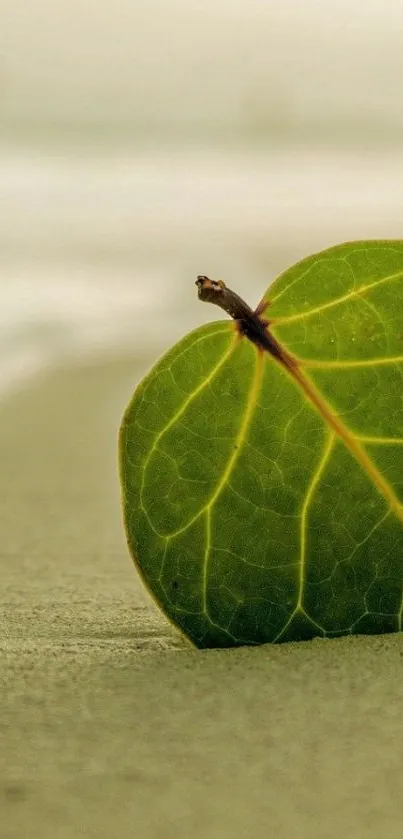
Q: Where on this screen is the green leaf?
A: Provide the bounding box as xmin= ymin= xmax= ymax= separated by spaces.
xmin=119 ymin=241 xmax=403 ymax=648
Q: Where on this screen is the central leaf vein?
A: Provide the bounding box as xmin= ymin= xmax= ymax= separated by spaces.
xmin=283 ymin=364 xmax=403 ymax=525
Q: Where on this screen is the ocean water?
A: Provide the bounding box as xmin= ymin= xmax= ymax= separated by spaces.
xmin=2 ymin=145 xmax=403 ymax=398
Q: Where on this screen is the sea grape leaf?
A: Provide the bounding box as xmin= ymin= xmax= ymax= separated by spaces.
xmin=119 ymin=240 xmax=403 ymax=648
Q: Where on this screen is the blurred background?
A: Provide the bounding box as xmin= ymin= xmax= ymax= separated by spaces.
xmin=2 ymin=0 xmax=403 ymax=395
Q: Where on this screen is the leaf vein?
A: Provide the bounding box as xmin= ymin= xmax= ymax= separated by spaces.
xmin=272 ymin=267 xmax=403 ymax=326
xmin=298 ymin=431 xmax=335 ymax=609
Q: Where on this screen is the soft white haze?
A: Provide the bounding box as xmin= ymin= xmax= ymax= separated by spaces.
xmin=1 ymin=0 xmax=403 ymax=396
xmin=3 ymin=0 xmax=403 ymax=141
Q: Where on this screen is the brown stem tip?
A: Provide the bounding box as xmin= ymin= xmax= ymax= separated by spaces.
xmin=195 ymin=275 xmax=297 ymax=370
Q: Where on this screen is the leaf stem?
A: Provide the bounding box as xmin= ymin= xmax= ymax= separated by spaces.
xmin=196 ymin=276 xmax=297 ymax=369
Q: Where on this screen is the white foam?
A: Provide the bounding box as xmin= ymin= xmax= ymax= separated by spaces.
xmin=2 ymin=146 xmax=403 ymax=399
xmin=0 ymin=265 xmax=180 ymax=398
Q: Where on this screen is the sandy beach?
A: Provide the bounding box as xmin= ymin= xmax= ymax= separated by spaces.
xmin=1 ymin=353 xmax=403 ymax=839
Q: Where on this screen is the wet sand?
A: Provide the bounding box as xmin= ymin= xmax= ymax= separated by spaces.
xmin=2 ymin=355 xmax=403 ymax=839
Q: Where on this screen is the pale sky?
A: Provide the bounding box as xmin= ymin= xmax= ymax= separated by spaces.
xmin=2 ymin=0 xmax=403 ymax=136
